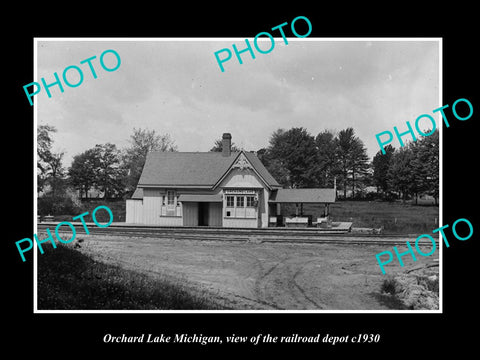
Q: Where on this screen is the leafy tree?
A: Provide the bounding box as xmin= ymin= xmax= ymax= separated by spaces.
xmin=45 ymin=151 xmax=66 ymax=197
xmin=411 ymin=130 xmax=439 ymax=204
xmin=335 ymin=128 xmax=370 ymax=198
xmin=349 ymin=136 xmax=370 ymax=198
xmin=387 ymin=145 xmax=416 ymax=203
xmin=38 ymin=124 xmax=56 ymax=172
xmin=266 ymin=128 xmax=320 ymax=188
xmin=257 ymin=151 xmax=290 ymax=186
xmin=336 ymin=129 xmax=352 ymax=198
xmin=315 ymin=130 xmax=339 ymax=188
xmin=122 ymin=128 xmax=177 ymax=196
xmin=37 ymin=124 xmax=66 ymax=196
xmin=256 ymin=148 xmax=289 ymax=186
xmin=372 ymin=144 xmax=395 ymax=194
xmin=68 ymin=148 xmax=100 ymax=198
xmin=94 ymin=143 xmax=126 ymax=198
xmin=68 ymin=143 xmax=126 ymax=199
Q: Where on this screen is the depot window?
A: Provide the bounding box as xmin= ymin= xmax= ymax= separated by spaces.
xmin=225 ymin=194 xmax=257 ymax=218
xmin=167 ymin=190 xmax=175 ymax=205
xmin=236 ymin=196 xmax=244 ymax=207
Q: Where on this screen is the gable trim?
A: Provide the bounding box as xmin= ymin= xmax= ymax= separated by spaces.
xmin=212 ymin=151 xmax=272 ymax=191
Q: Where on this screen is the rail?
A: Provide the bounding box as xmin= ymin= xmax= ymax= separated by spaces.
xmin=37 ymin=223 xmax=438 ymax=246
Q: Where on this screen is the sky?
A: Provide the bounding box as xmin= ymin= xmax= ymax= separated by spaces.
xmin=36 ymin=38 xmax=440 ymax=167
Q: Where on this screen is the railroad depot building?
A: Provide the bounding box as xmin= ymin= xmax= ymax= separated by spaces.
xmin=126 ymin=133 xmax=336 ymax=228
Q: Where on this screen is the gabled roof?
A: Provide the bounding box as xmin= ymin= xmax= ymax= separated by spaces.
xmin=269 ymin=188 xmax=336 ymax=203
xmin=212 ymin=151 xmax=281 ymax=190
xmin=137 ymin=150 xmax=281 ymax=189
xmin=131 ymin=187 xmax=143 ymax=199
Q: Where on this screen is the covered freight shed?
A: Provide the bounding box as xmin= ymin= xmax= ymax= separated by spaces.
xmin=269 ymin=188 xmax=336 ymax=227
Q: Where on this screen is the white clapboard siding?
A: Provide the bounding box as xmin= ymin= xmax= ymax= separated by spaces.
xmin=183 ymin=202 xmax=199 ymax=226
xmin=126 ymin=199 xmax=143 ymax=224
xmin=208 ymin=203 xmax=223 ymax=227
xmin=143 ymin=189 xmax=163 ymax=225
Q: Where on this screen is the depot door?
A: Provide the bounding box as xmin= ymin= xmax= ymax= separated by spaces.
xmin=198 ymin=202 xmax=209 ymax=226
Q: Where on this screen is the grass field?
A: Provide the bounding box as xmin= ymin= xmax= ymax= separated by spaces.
xmin=37 ymin=244 xmax=222 ymax=310
xmin=283 ymin=200 xmax=439 ymax=234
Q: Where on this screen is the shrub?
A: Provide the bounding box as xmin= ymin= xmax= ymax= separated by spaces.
xmin=379 ymin=272 xmax=439 ymax=310
xmin=38 ymin=195 xmax=81 ymax=216
xmin=381 ymin=276 xmax=397 ymax=295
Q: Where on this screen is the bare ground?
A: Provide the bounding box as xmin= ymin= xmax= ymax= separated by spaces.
xmin=72 ymin=234 xmax=440 ymax=310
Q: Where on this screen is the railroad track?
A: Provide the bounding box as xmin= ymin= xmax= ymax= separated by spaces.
xmin=37 ymin=223 xmax=438 ymax=246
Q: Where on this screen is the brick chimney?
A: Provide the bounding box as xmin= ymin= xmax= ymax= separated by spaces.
xmin=222 ymin=133 xmax=232 ymax=157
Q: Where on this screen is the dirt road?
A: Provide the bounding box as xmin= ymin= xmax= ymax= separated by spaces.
xmin=74 ymin=234 xmax=439 ymax=310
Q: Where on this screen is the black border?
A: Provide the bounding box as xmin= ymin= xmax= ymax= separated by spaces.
xmin=6 ymin=5 xmax=479 ymax=355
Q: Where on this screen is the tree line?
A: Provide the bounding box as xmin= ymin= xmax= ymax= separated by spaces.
xmin=372 ymin=130 xmax=439 ymax=204
xmin=38 ymin=125 xmax=438 ymax=215
xmin=257 ymin=127 xmax=438 ymax=204
xmin=37 ymin=126 xmax=177 ymax=214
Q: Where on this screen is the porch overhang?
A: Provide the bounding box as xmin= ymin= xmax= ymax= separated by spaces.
xmin=177 ymin=194 xmax=223 ymax=202
xmin=269 ymin=188 xmax=336 ymax=203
